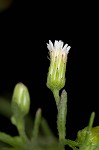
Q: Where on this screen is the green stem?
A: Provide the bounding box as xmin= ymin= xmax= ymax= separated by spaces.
xmin=0 ymin=132 xmax=20 ymax=147
xmin=31 ymin=108 xmax=42 ymax=140
xmin=80 ymin=112 xmax=95 ymax=150
xmin=87 ymin=112 xmax=95 ymax=131
xmin=84 ymin=112 xmax=95 ymax=144
xmin=64 ymin=139 xmax=79 ymax=147
xmin=16 ymin=118 xmax=28 ymax=142
xmin=52 ymin=89 xmax=60 ymax=108
xmin=11 ymin=116 xmax=28 ymax=142
xmin=57 ymin=90 xmax=67 ymax=144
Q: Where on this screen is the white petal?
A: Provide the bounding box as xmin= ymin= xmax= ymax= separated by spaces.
xmin=54 ymin=40 xmax=63 ymax=50
xmin=47 ymin=40 xmax=54 ymax=51
xmin=47 ymin=43 xmax=50 ymax=51
xmin=62 ymin=44 xmax=68 ymax=51
xmin=66 ymin=46 xmax=71 ymax=53
xmin=59 ymin=41 xmax=63 ymax=49
xmin=47 ymin=40 xmax=71 ymax=54
xmin=54 ymin=40 xmax=58 ymax=49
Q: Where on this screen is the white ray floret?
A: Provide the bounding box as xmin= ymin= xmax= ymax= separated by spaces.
xmin=47 ymin=40 xmax=71 ymax=54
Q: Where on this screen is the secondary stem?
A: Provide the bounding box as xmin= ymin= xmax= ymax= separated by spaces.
xmin=16 ymin=118 xmax=28 ymax=142
xmin=52 ymin=89 xmax=60 ymax=108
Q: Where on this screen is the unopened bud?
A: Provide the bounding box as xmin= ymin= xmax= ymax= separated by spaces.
xmin=12 ymin=82 xmax=30 ymax=116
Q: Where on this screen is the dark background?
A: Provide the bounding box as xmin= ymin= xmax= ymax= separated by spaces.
xmin=0 ymin=0 xmax=99 ymax=141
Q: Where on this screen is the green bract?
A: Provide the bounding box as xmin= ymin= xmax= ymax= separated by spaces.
xmin=12 ymin=82 xmax=30 ymax=116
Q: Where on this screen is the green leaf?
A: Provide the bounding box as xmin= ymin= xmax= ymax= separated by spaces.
xmin=31 ymin=108 xmax=42 ymax=139
xmin=57 ymin=89 xmax=67 ymax=142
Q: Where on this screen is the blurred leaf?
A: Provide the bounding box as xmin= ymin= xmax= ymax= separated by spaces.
xmin=0 ymin=97 xmax=12 ymax=118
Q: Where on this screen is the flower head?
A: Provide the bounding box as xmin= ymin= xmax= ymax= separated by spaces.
xmin=47 ymin=40 xmax=71 ymax=91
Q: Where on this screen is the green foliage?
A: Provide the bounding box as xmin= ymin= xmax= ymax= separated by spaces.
xmin=0 ymin=40 xmax=99 ymax=150
xmin=57 ymin=90 xmax=67 ymax=142
xmin=0 ymin=92 xmax=61 ymax=150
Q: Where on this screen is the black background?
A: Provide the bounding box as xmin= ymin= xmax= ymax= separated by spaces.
xmin=0 ymin=0 xmax=99 ymax=142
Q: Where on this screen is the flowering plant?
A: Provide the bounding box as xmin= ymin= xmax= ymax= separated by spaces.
xmin=0 ymin=40 xmax=98 ymax=150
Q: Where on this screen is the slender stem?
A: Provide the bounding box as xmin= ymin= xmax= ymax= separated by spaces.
xmin=84 ymin=112 xmax=95 ymax=143
xmin=52 ymin=89 xmax=60 ymax=108
xmin=0 ymin=132 xmax=20 ymax=147
xmin=31 ymin=108 xmax=42 ymax=140
xmin=57 ymin=89 xmax=67 ymax=146
xmin=16 ymin=118 xmax=28 ymax=142
xmin=80 ymin=112 xmax=95 ymax=150
xmin=87 ymin=112 xmax=95 ymax=131
xmin=64 ymin=139 xmax=79 ymax=147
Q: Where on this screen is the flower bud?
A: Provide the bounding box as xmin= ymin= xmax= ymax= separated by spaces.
xmin=47 ymin=40 xmax=71 ymax=91
xmin=76 ymin=126 xmax=99 ymax=147
xmin=12 ymin=82 xmax=30 ymax=116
